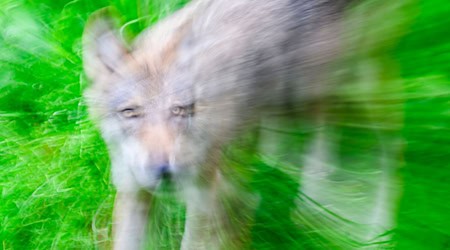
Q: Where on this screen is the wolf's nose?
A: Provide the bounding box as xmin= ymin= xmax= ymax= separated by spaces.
xmin=157 ymin=165 xmax=171 ymax=179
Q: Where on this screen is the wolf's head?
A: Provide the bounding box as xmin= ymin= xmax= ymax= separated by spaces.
xmin=82 ymin=10 xmax=243 ymax=192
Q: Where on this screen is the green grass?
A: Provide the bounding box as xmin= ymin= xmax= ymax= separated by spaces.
xmin=1 ymin=0 xmax=450 ymax=249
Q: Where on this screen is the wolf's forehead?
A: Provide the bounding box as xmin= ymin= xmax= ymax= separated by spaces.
xmin=127 ymin=34 xmax=196 ymax=103
xmin=105 ymin=74 xmax=158 ymax=99
xmin=108 ymin=74 xmax=193 ymax=109
xmin=108 ymin=86 xmax=166 ymax=110
xmin=132 ymin=30 xmax=187 ymax=74
xmin=128 ymin=54 xmax=192 ymax=92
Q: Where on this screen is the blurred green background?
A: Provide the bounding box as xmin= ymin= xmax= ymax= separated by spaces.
xmin=0 ymin=0 xmax=449 ymax=249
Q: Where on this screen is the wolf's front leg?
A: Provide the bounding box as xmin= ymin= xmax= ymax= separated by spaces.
xmin=180 ymin=176 xmax=256 ymax=250
xmin=113 ymin=191 xmax=152 ymax=250
xmin=182 ymin=198 xmax=237 ymax=250
xmin=181 ymin=187 xmax=221 ymax=250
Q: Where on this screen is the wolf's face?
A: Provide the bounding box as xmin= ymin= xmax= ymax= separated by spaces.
xmin=82 ymin=15 xmax=240 ymax=191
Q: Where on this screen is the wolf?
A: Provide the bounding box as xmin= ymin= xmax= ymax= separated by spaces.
xmin=83 ymin=0 xmax=406 ymax=249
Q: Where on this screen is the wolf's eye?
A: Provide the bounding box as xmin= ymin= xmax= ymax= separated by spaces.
xmin=171 ymin=104 xmax=194 ymax=117
xmin=171 ymin=106 xmax=183 ymax=116
xmin=119 ymin=108 xmax=142 ymax=118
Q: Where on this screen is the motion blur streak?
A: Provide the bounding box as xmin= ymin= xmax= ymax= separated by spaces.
xmin=0 ymin=0 xmax=449 ymax=249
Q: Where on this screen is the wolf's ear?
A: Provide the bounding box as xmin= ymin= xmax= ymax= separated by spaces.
xmin=82 ymin=8 xmax=128 ymax=81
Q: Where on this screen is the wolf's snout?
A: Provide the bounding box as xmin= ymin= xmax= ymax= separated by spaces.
xmin=156 ymin=165 xmax=172 ymax=179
